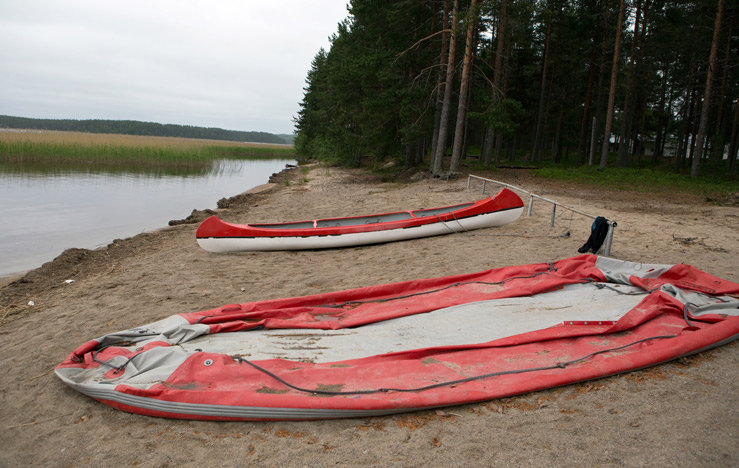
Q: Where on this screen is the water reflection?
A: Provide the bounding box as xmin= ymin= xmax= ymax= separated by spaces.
xmin=0 ymin=158 xmax=294 ymax=277
xmin=0 ymin=158 xmax=252 ymax=178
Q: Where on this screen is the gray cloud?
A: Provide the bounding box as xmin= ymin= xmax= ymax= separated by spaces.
xmin=0 ymin=0 xmax=348 ymax=134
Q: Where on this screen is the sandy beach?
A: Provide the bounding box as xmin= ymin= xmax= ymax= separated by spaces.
xmin=1 ymin=164 xmax=737 ymax=467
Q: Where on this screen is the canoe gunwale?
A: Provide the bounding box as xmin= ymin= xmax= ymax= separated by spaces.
xmin=208 ymin=206 xmax=521 ymax=239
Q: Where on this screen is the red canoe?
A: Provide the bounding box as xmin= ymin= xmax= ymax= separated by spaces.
xmin=56 ymin=255 xmax=739 ymax=421
xmin=196 ymin=187 xmax=524 ymax=252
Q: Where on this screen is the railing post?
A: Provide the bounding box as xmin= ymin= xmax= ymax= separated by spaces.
xmin=602 ymin=221 xmax=617 ymax=256
xmin=467 ymin=174 xmax=618 ymax=256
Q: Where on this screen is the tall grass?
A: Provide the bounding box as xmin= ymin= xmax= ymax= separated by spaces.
xmin=0 ymin=130 xmax=296 ymax=169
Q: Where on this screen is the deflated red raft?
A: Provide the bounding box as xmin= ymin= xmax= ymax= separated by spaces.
xmin=56 ymin=255 xmax=739 ymax=421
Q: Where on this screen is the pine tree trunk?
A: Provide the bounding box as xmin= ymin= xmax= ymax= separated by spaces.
xmin=494 ymin=132 xmax=504 ymax=165
xmin=659 ymin=85 xmax=674 ymax=158
xmin=531 ymin=0 xmax=554 ymax=163
xmin=691 ymin=0 xmax=724 ymax=178
xmin=635 ymin=94 xmax=648 ymax=165
xmin=600 ymin=0 xmax=626 ymax=168
xmin=482 ymin=0 xmax=507 ymax=168
xmin=683 ymin=91 xmax=697 ymax=166
xmin=405 ymin=143 xmax=415 ymax=169
xmin=590 ymin=0 xmax=611 ymax=166
xmin=416 ymin=139 xmax=426 ymax=165
xmin=675 ymin=50 xmax=696 ymax=170
xmin=494 ymin=14 xmax=511 ymax=165
xmin=727 ymin=99 xmax=739 ymax=171
xmin=653 ymin=70 xmax=667 ymax=163
xmin=616 ymin=0 xmax=642 ymax=167
xmin=492 ymin=0 xmax=507 ymax=95
xmin=481 ymin=128 xmax=493 ymax=166
xmin=552 ymin=110 xmax=564 ymax=163
xmin=629 ymin=0 xmax=651 ymax=165
xmin=449 ymin=0 xmax=478 ymax=174
xmin=687 ymin=97 xmax=699 ymax=166
xmin=577 ymin=25 xmax=600 ymax=164
xmin=430 ymin=0 xmax=450 ymax=163
xmin=711 ymin=20 xmax=732 ymax=161
xmin=432 ymin=0 xmax=459 ymax=176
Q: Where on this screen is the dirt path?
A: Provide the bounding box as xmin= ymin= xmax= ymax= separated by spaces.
xmin=1 ymin=164 xmax=737 ymax=467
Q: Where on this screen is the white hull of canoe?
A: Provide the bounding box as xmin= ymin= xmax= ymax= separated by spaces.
xmin=197 ymin=206 xmax=523 ymax=252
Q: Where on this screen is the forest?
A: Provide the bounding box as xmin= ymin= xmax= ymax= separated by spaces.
xmin=0 ymin=115 xmax=292 ymax=145
xmin=294 ymin=0 xmax=739 ymax=179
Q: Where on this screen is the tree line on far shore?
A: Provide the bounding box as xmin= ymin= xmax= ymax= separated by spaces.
xmin=0 ymin=115 xmax=292 ymax=145
xmin=294 ymin=0 xmax=739 ymax=178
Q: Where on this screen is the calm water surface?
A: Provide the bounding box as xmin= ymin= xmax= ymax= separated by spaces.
xmin=0 ymin=159 xmax=294 ymax=277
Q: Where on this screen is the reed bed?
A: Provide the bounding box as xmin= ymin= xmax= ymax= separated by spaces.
xmin=0 ymin=130 xmax=295 ymax=169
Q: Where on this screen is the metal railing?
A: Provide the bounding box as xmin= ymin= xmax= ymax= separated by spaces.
xmin=467 ymin=174 xmax=617 ymax=256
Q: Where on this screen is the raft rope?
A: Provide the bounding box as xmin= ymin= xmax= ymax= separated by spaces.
xmin=92 ymin=346 xmax=136 ymax=373
xmin=593 ymin=283 xmax=655 ymax=296
xmin=232 ymin=334 xmax=679 ymax=396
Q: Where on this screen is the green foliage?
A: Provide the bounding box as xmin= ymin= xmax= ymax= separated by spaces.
xmin=294 ymin=0 xmax=739 ymax=177
xmin=472 ymin=97 xmax=524 ymax=137
xmin=295 ymin=0 xmax=438 ymax=167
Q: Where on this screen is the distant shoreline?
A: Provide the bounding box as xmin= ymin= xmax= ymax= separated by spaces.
xmin=0 ymin=114 xmax=294 ymax=145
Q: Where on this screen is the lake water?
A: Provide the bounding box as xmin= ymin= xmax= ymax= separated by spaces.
xmin=0 ymin=159 xmax=294 ymax=278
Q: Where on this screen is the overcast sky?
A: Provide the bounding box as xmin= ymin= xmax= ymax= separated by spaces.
xmin=0 ymin=1 xmax=349 ymax=135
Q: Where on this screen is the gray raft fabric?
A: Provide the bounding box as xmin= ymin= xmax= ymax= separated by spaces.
xmin=60 ymin=282 xmax=648 ymax=392
xmin=595 ymin=256 xmax=739 ymax=317
xmin=595 ymin=256 xmax=675 ymax=284
xmin=177 ymin=282 xmax=644 ymax=363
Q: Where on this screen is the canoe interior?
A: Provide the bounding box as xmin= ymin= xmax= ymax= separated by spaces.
xmin=250 ymin=221 xmax=315 ymax=230
xmin=249 ymin=202 xmax=475 ymax=230
xmin=411 ymin=202 xmax=474 ymax=217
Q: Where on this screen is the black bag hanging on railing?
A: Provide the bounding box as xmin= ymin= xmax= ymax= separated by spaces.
xmin=578 ymin=216 xmax=609 ymax=254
